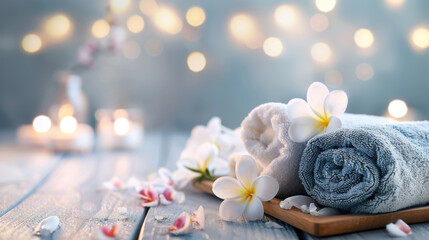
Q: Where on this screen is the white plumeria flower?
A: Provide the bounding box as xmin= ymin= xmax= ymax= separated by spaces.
xmin=212 ymin=155 xmax=279 ymax=221
xmin=182 ymin=117 xmax=245 ymax=161
xmin=177 ymin=142 xmax=229 ymax=182
xmin=386 ymin=219 xmax=412 ymax=237
xmin=287 ymin=82 xmax=348 ymax=143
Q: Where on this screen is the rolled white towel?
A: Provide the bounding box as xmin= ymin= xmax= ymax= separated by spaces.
xmin=241 ymin=103 xmax=306 ymax=197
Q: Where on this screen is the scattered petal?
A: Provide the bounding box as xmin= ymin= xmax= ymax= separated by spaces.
xmin=168 ymin=212 xmax=192 ymax=235
xmin=191 ymin=205 xmax=205 ymax=230
xmin=158 ymin=167 xmax=176 ymax=187
xmin=386 ymin=219 xmax=412 ymax=237
xmin=139 ymin=185 xmax=159 ymax=207
xmin=265 ymin=221 xmax=284 ymax=229
xmin=33 ymin=216 xmax=60 ymax=236
xmin=159 ymin=188 xmax=174 ymax=205
xmin=98 ymin=223 xmax=119 ymax=240
xmin=103 ymin=176 xmax=126 ymax=190
xmin=313 ymin=207 xmax=342 ymax=216
xmin=155 ymin=215 xmax=168 ymax=222
xmin=117 ymin=207 xmax=127 ymax=215
xmin=279 ymin=195 xmax=318 ymax=210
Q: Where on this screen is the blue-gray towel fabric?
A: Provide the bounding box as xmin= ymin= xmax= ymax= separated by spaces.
xmin=299 ymin=122 xmax=429 ymax=214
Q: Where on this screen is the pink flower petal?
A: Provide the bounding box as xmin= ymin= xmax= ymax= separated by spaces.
xmin=168 ymin=212 xmax=191 ymax=235
xmin=386 ymin=219 xmax=412 ymax=237
xmin=191 ymin=205 xmax=205 ymax=230
xmin=98 ymin=223 xmax=119 ymax=240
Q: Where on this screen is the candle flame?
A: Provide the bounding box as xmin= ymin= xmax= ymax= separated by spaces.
xmin=114 ymin=117 xmax=130 ymax=136
xmin=33 ymin=115 xmax=52 ymax=133
xmin=60 ymin=116 xmax=78 ymax=134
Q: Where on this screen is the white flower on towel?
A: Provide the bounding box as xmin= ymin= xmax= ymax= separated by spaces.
xmin=212 ymin=155 xmax=279 ymax=221
xmin=287 ymin=82 xmax=348 ymax=142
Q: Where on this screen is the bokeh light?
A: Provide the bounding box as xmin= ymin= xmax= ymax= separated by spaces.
xmin=60 ymin=116 xmax=78 ymax=134
xmin=315 ymin=0 xmax=337 ymax=13
xmin=58 ymin=103 xmax=74 ymax=120
xmin=139 ymin=0 xmax=158 ymax=16
xmin=144 ymin=38 xmax=163 ymax=56
xmin=324 ymin=70 xmax=343 ymax=87
xmin=114 ymin=117 xmax=130 ymax=135
xmin=153 ymin=7 xmax=183 ymax=35
xmin=355 ymin=63 xmax=374 ymax=81
xmin=274 ymin=5 xmax=298 ymax=29
xmin=410 ymin=27 xmax=429 ymax=50
xmin=110 ymin=0 xmax=131 ymax=14
xmin=127 ymin=15 xmax=145 ymax=33
xmin=263 ymin=37 xmax=284 ymax=57
xmin=229 ymin=14 xmax=262 ymax=49
xmin=186 ymin=6 xmax=206 ymax=27
xmin=21 ymin=33 xmax=42 ymax=54
xmin=310 ymin=14 xmax=329 ymax=32
xmin=384 ymin=0 xmax=405 ymax=8
xmin=388 ymin=99 xmax=408 ymax=118
xmin=187 ymin=51 xmax=206 ymax=72
xmin=32 ymin=115 xmax=52 ymax=133
xmin=311 ymin=42 xmax=332 ymax=63
xmin=44 ymin=14 xmax=71 ymax=39
xmin=354 ymin=28 xmax=374 ymax=48
xmin=113 ymin=109 xmax=128 ymax=119
xmin=122 ymin=41 xmax=141 ymax=59
xmin=92 ymin=19 xmax=110 ymax=39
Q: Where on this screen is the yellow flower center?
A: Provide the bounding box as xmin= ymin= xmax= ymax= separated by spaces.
xmin=316 ymin=114 xmax=330 ymax=131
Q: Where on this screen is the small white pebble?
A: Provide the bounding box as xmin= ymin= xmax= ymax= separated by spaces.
xmin=154 ymin=215 xmax=168 ymax=222
xmin=117 ymin=207 xmax=127 ymax=215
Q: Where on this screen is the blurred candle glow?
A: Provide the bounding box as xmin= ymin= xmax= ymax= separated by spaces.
xmin=274 ymin=5 xmax=298 ymax=29
xmin=186 ymin=6 xmax=206 ymax=27
xmin=122 ymin=41 xmax=141 ymax=59
xmin=388 ymin=99 xmax=408 ymax=118
xmin=315 ymin=0 xmax=337 ymax=13
xmin=310 ymin=14 xmax=329 ymax=32
xmin=324 ymin=70 xmax=343 ymax=87
xmin=354 ymin=28 xmax=374 ymax=48
xmin=263 ymin=37 xmax=284 ymax=57
xmin=21 ymin=34 xmax=42 ymax=54
xmin=311 ymin=42 xmax=332 ymax=63
xmin=410 ymin=27 xmax=429 ymax=49
xmin=355 ymin=63 xmax=374 ymax=81
xmin=153 ymin=7 xmax=183 ymax=35
xmin=187 ymin=51 xmax=206 ymax=72
xmin=32 ymin=115 xmax=52 ymax=133
xmin=139 ymin=0 xmax=158 ymax=16
xmin=114 ymin=118 xmax=130 ymax=136
xmin=92 ymin=19 xmax=110 ymax=39
xmin=110 ymin=0 xmax=131 ymax=14
xmin=127 ymin=15 xmax=145 ymax=33
xmin=60 ymin=116 xmax=78 ymax=134
xmin=44 ymin=14 xmax=71 ymax=39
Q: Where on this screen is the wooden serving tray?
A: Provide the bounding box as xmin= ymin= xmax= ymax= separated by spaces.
xmin=193 ymin=180 xmax=429 ymax=237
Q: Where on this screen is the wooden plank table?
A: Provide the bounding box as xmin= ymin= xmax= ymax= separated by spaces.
xmin=0 ymin=131 xmax=428 ymax=239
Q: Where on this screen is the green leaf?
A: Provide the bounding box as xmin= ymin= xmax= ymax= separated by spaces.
xmin=184 ymin=165 xmax=203 ymax=174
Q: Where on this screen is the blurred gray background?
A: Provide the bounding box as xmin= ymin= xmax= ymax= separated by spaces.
xmin=0 ymin=0 xmax=428 ymax=130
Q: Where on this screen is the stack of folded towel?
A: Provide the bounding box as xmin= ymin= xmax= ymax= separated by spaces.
xmin=240 ymin=102 xmax=429 ymax=214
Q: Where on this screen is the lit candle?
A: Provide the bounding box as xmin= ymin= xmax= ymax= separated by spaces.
xmin=17 ymin=115 xmax=52 ymax=147
xmin=97 ymin=109 xmax=144 ymax=150
xmin=50 ymin=116 xmax=94 ymax=153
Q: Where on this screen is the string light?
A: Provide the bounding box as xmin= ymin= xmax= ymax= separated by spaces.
xmin=388 ymin=99 xmax=408 ymax=118
xmin=229 ymin=14 xmax=262 ymax=49
xmin=110 ymin=0 xmax=131 ymax=14
xmin=127 ymin=14 xmax=145 ymax=33
xmin=187 ymin=51 xmax=206 ymax=72
xmin=91 ymin=19 xmax=110 ymax=39
xmin=311 ymin=42 xmax=332 ymax=63
xmin=186 ymin=6 xmax=206 ymax=27
xmin=354 ymin=28 xmax=374 ymax=48
xmin=21 ymin=33 xmax=42 ymax=54
xmin=122 ymin=41 xmax=141 ymax=59
xmin=410 ymin=27 xmax=429 ymax=49
xmin=274 ymin=5 xmax=298 ymax=29
xmin=32 ymin=115 xmax=52 ymax=133
xmin=60 ymin=116 xmax=78 ymax=134
xmin=44 ymin=14 xmax=71 ymax=39
xmin=153 ymin=7 xmax=183 ymax=35
xmin=263 ymin=37 xmax=284 ymax=57
xmin=355 ymin=63 xmax=374 ymax=81
xmin=310 ymin=14 xmax=329 ymax=32
xmin=315 ymin=0 xmax=337 ymax=13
